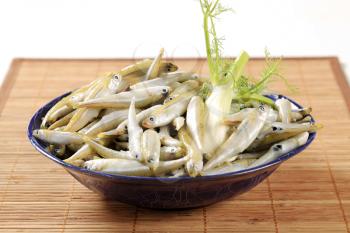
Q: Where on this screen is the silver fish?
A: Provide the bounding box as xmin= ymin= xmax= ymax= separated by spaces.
xmin=98 ymin=105 xmax=161 ymax=138
xmin=142 ymin=91 xmax=196 ymax=128
xmin=77 ymin=86 xmax=170 ymax=109
xmin=249 ymin=132 xmax=309 ymax=168
xmin=64 ymin=144 xmax=95 ymax=164
xmin=49 ymin=105 xmax=73 ymax=123
xmin=85 ymin=109 xmax=129 ymax=136
xmin=159 ymin=146 xmax=186 ymax=161
xmin=178 ymin=128 xmax=203 ymax=177
xmin=84 ymin=159 xmax=152 ymax=176
xmin=33 ymin=129 xmax=83 ymax=145
xmin=143 ymin=48 xmax=164 ymax=81
xmin=257 ymin=122 xmax=315 ymax=139
xmin=291 ymin=107 xmax=312 ymax=122
xmin=128 ymin=98 xmax=143 ymax=160
xmin=237 ymin=152 xmax=265 ymax=160
xmin=164 ymin=80 xmax=200 ymax=103
xmin=186 ymin=96 xmax=206 ymax=152
xmin=204 ymin=107 xmax=269 ymax=171
xmin=275 ymin=98 xmax=292 ymax=123
xmin=223 ymin=108 xmax=255 ymax=124
xmin=41 ymin=78 xmax=101 ymax=128
xmin=248 ymin=123 xmax=319 ymax=152
xmin=119 ymin=59 xmax=178 ymax=77
xmin=107 ymin=73 xmax=129 ymax=94
xmin=78 ymin=119 xmax=99 ymax=135
xmin=154 ymin=155 xmax=189 ymax=176
xmin=83 ymin=136 xmax=134 ymax=160
xmin=48 ymin=110 xmax=76 ymax=130
xmin=64 ymin=78 xmax=108 ymax=132
xmin=131 ymin=72 xmax=197 ymax=90
xmin=141 ymin=129 xmax=161 ymax=170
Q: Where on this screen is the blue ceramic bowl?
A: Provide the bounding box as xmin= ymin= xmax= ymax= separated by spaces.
xmin=28 ymin=92 xmax=316 ymax=209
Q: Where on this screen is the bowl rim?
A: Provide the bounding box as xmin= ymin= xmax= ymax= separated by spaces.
xmin=28 ymin=92 xmax=316 ymax=182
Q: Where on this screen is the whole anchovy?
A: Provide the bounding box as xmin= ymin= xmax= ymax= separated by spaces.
xmin=204 ymin=107 xmax=269 ymax=171
xmin=83 ymin=136 xmax=134 ymax=160
xmin=84 ymin=159 xmax=152 ymax=176
xmin=33 ymin=129 xmax=83 ymax=145
xmin=98 ymin=105 xmax=161 ymax=138
xmin=249 ymin=132 xmax=309 ymax=167
xmin=128 ymin=98 xmax=143 ymax=160
xmin=131 ymin=72 xmax=197 ymax=90
xmin=77 ymin=86 xmax=170 ymax=109
xmin=186 ymin=96 xmax=206 ymax=152
xmin=85 ymin=109 xmax=129 ymax=136
xmin=164 ymin=80 xmax=200 ymax=103
xmin=178 ymin=128 xmax=203 ymax=177
xmin=143 ymin=48 xmax=164 ymax=81
xmin=142 ymin=91 xmax=196 ymax=128
xmin=141 ymin=129 xmax=161 ymax=170
xmin=275 ymin=98 xmax=292 ymax=123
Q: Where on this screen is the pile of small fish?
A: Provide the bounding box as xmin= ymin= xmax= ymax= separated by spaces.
xmin=34 ymin=51 xmax=318 ymax=177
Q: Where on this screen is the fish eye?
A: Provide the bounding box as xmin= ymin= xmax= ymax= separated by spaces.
xmin=169 ymin=97 xmax=173 ymax=101
xmin=149 ymin=116 xmax=155 ymax=122
xmin=112 ymin=74 xmax=120 ymax=80
xmin=273 ymin=144 xmax=282 ymax=151
xmin=272 ymin=126 xmax=277 ymax=131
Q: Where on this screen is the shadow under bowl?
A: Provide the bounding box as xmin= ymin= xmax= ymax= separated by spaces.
xmin=28 ymin=92 xmax=316 ymax=209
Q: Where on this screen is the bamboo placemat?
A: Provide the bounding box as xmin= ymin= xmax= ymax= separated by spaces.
xmin=0 ymin=57 xmax=349 ymax=233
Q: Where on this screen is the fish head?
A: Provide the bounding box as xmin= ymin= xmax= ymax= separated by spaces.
xmin=144 ymin=86 xmax=171 ymax=98
xmin=165 ymin=62 xmax=178 ymax=72
xmin=32 ymin=129 xmax=40 ymax=138
xmin=164 ymin=95 xmax=174 ymax=103
xmin=142 ymin=115 xmax=159 ymax=128
xmin=149 ymin=86 xmax=171 ymax=97
xmin=258 ymin=104 xmax=273 ymax=120
xmin=161 ymin=86 xmax=171 ymax=97
xmin=108 ymin=73 xmax=129 ymax=94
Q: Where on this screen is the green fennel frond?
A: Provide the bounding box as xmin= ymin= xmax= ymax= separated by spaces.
xmin=199 ymin=0 xmax=295 ymax=107
xmin=232 ymin=49 xmax=297 ymax=107
xmin=200 ymin=0 xmax=233 ymax=86
xmin=248 ymin=48 xmax=297 ymax=95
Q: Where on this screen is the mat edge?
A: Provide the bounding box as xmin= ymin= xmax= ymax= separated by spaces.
xmin=9 ymin=56 xmax=340 ymax=62
xmin=0 ymin=58 xmax=23 ymax=114
xmin=329 ymin=57 xmax=350 ymax=112
xmin=1 ymin=57 xmax=348 ymax=115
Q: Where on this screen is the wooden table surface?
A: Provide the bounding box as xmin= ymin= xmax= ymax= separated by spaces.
xmin=0 ymin=57 xmax=349 ymax=233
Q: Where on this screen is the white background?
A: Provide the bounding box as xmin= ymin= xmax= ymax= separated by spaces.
xmin=0 ymin=0 xmax=349 ymax=84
